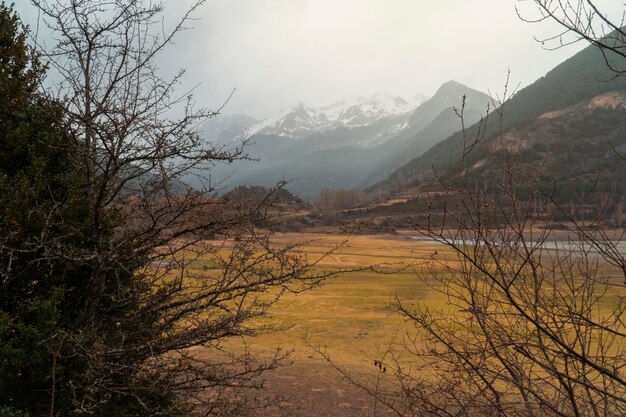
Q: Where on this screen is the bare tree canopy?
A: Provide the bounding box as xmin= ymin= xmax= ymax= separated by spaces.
xmin=0 ymin=1 xmax=343 ymax=416
xmin=312 ymin=83 xmax=626 ymax=417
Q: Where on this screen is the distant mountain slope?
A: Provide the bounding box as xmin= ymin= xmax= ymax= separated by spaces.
xmin=198 ymin=133 xmax=296 ymax=189
xmin=196 ymin=92 xmax=429 ymax=193
xmin=408 ymin=80 xmax=491 ymax=129
xmin=444 ymin=91 xmax=626 ymax=219
xmin=468 ymin=91 xmax=626 ymax=185
xmin=360 ymin=82 xmax=493 ymax=186
xmin=365 ymin=81 xmax=493 ymax=154
xmin=231 ymin=81 xmax=492 ymax=199
xmin=235 ymin=147 xmax=373 ymax=198
xmin=374 ymin=44 xmax=626 ymax=195
xmin=358 ymin=107 xmax=485 ymax=188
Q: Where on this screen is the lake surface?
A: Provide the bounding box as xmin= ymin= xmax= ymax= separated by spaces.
xmin=406 ymin=235 xmax=626 ymax=255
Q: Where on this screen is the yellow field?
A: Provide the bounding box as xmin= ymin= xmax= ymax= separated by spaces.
xmin=229 ymin=233 xmax=442 ymax=362
xmin=193 ymin=232 xmax=626 ymax=416
xmin=209 ymin=233 xmax=447 ymax=416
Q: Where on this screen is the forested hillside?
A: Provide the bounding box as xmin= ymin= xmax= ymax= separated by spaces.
xmin=373 ymin=43 xmax=626 ymax=195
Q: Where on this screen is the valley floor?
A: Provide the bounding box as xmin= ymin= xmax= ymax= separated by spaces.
xmin=199 ymin=233 xmax=446 ymax=417
xmin=197 ymin=231 xmax=626 ymax=416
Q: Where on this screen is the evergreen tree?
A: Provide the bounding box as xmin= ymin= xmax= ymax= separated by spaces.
xmin=1 ymin=1 xmax=327 ymax=415
xmin=0 ymin=3 xmax=90 ymax=415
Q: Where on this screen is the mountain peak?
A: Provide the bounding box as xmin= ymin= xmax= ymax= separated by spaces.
xmin=435 ymin=80 xmax=470 ymax=95
xmin=441 ymin=80 xmax=463 ymax=87
xmin=412 ymin=93 xmax=430 ymax=106
xmin=200 ymin=113 xmax=259 ymax=145
xmin=408 ymin=81 xmax=492 ymax=127
xmin=367 ymin=91 xmax=389 ymax=100
xmin=426 ymin=80 xmax=493 ymax=108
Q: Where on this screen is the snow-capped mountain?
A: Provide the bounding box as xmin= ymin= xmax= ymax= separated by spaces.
xmin=196 ymin=82 xmax=495 ymax=199
xmin=247 ymin=92 xmax=428 ymax=148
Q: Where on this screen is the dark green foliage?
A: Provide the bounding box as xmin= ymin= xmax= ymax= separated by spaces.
xmin=1 ymin=3 xmax=309 ymax=415
xmin=0 ymin=4 xmax=174 ymax=400
xmin=0 ymin=4 xmax=90 ymax=415
xmin=226 ymin=184 xmax=303 ymax=205
xmin=0 ymin=407 xmax=29 ymax=417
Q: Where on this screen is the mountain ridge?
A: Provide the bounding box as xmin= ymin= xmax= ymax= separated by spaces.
xmin=229 ymin=81 xmax=493 ymax=199
xmin=245 ymin=91 xmax=428 ymax=148
xmin=371 ymin=43 xmax=626 ymax=197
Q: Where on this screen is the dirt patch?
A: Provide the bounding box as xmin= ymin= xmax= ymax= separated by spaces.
xmin=254 ymin=360 xmax=395 ymax=417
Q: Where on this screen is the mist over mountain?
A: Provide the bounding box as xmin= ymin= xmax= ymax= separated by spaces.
xmin=200 ymin=113 xmax=258 ymax=145
xmin=226 ymin=81 xmax=491 ymax=199
xmin=200 ymin=39 xmax=626 ymax=205
xmin=470 ymin=91 xmax=626 ymax=185
xmin=358 ymin=81 xmax=494 ymax=186
xmin=196 ymin=82 xmax=494 ymax=199
xmin=247 ymin=92 xmax=427 ymax=147
xmin=197 ymin=91 xmax=430 ymax=194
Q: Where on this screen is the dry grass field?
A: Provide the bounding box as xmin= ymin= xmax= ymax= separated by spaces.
xmin=192 ymin=231 xmax=626 ymax=416
xmin=193 ymin=232 xmax=448 ymax=417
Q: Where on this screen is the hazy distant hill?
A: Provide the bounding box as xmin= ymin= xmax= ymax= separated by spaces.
xmin=359 ymin=81 xmax=493 ymax=186
xmin=234 ymin=146 xmax=373 ymax=198
xmin=230 ymin=81 xmax=491 ymax=199
xmin=198 ymin=92 xmax=428 ymax=195
xmin=467 ymin=91 xmax=626 ymax=189
xmin=408 ymin=80 xmax=491 ymax=129
xmin=372 ymin=43 xmax=626 ymax=196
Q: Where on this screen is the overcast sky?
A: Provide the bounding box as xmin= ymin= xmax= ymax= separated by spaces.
xmin=14 ymin=0 xmax=624 ymax=120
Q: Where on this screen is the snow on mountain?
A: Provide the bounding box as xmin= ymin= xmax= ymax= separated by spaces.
xmin=247 ymin=92 xmax=428 ymax=147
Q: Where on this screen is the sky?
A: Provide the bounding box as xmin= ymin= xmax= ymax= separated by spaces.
xmin=14 ymin=0 xmax=625 ymax=120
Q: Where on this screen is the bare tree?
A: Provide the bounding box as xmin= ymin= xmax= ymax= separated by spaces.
xmin=373 ymin=36 xmax=626 ymax=412
xmin=313 ymin=87 xmax=626 ymax=417
xmin=384 ymin=190 xmax=626 ymax=416
xmin=14 ymin=1 xmax=341 ymax=415
xmin=517 ymin=1 xmax=625 ymax=75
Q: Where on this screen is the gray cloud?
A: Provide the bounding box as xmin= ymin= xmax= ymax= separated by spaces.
xmin=14 ymin=0 xmax=624 ymax=119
